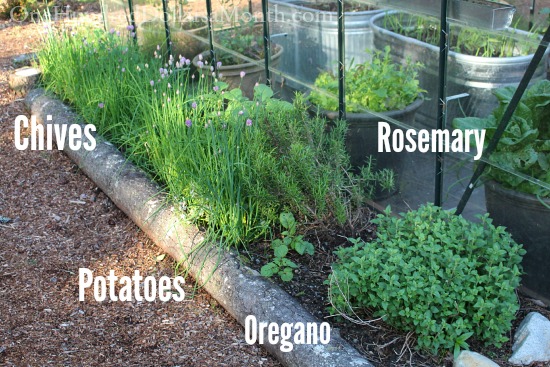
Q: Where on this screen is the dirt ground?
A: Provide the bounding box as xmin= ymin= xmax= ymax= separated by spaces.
xmin=0 ymin=16 xmax=280 ymax=367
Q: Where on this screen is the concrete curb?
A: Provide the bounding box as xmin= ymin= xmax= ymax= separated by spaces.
xmin=25 ymin=88 xmax=374 ymax=367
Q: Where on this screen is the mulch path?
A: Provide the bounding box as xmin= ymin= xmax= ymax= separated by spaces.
xmin=0 ymin=17 xmax=280 ymax=367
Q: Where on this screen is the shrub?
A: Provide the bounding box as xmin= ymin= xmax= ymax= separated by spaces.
xmin=328 ymin=203 xmax=525 ymax=355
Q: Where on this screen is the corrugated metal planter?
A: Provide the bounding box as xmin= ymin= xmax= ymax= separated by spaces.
xmin=310 ymin=97 xmax=424 ymax=199
xmin=269 ymin=0 xmax=384 ymax=90
xmin=485 ymin=180 xmax=550 ymax=304
xmin=370 ymin=11 xmax=548 ymax=129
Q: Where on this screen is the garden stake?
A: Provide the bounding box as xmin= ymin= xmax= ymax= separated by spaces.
xmin=127 ymin=0 xmax=137 ymax=42
xmin=261 ymin=0 xmax=271 ymax=86
xmin=455 ymin=24 xmax=550 ymax=215
xmin=337 ymin=0 xmax=345 ymax=120
xmin=434 ymin=0 xmax=449 ymax=207
xmin=100 ymin=0 xmax=107 ymax=32
xmin=161 ymin=0 xmax=172 ymax=56
xmin=205 ymin=0 xmax=217 ymax=73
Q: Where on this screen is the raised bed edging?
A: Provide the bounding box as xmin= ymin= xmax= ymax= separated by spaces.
xmin=25 ymin=88 xmax=374 ymax=367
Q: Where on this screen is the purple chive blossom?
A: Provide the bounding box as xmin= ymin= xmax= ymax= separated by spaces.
xmin=98 ymin=102 xmax=105 ymax=109
xmin=240 ymin=71 xmax=246 ymax=78
xmin=213 ymin=86 xmax=219 ymax=92
xmin=197 ymin=61 xmax=204 ymax=68
xmin=131 ymin=32 xmax=136 ymax=38
xmin=246 ymin=119 xmax=252 ymax=126
xmin=191 ymin=102 xmax=197 ymax=109
xmin=109 ymin=28 xmax=115 ymax=34
xmin=126 ymin=24 xmax=134 ymax=31
xmin=216 ymin=61 xmax=222 ymax=68
xmin=185 ymin=59 xmax=190 ymax=66
xmin=116 ymin=31 xmax=120 ymax=36
xmin=121 ymin=67 xmax=125 ymax=72
xmin=150 ymin=80 xmax=154 ymax=87
xmin=185 ymin=119 xmax=192 ymax=127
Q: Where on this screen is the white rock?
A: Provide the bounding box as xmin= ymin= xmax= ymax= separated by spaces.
xmin=509 ymin=312 xmax=550 ymax=365
xmin=454 ymin=351 xmax=500 ymax=367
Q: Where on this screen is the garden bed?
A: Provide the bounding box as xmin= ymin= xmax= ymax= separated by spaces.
xmin=32 ymin=21 xmax=550 ymax=367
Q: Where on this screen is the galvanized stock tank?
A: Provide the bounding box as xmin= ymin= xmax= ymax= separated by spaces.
xmin=269 ymin=0 xmax=384 ymax=92
xmin=370 ymin=11 xmax=548 ymax=129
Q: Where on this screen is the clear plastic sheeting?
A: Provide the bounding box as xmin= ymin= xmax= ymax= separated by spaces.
xmin=101 ymin=0 xmax=131 ymax=32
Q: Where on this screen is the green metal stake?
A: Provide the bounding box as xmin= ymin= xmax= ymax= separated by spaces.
xmin=205 ymin=0 xmax=216 ymax=72
xmin=434 ymin=0 xmax=449 ymax=207
xmin=337 ymin=0 xmax=345 ymax=120
xmin=127 ymin=0 xmax=137 ymax=42
xmin=261 ymin=0 xmax=271 ymax=86
xmin=161 ymin=0 xmax=172 ymax=56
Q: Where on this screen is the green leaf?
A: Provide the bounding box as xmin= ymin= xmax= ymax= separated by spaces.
xmin=224 ymin=88 xmax=244 ymax=101
xmin=279 ymin=212 xmax=295 ymax=230
xmin=254 ymin=84 xmax=274 ymax=102
xmin=295 ymin=240 xmax=315 ymax=256
xmin=273 ymin=244 xmax=289 ymax=258
xmin=261 ymin=262 xmax=278 ymax=277
xmin=279 ymin=267 xmax=294 ymax=282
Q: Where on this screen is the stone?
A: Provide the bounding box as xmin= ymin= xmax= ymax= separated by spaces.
xmin=509 ymin=312 xmax=550 ymax=365
xmin=454 ymin=351 xmax=500 ymax=367
xmin=8 ymin=67 xmax=41 ymax=96
xmin=12 ymin=52 xmax=37 ymax=68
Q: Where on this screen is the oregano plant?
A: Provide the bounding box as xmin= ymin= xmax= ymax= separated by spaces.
xmin=328 ymin=203 xmax=525 ymax=355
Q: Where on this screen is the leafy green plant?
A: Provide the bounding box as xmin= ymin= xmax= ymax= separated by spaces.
xmin=309 ymin=46 xmax=424 ymax=113
xmin=214 ymin=19 xmax=269 ymax=65
xmin=383 ymin=12 xmax=537 ymax=57
xmin=328 ymin=203 xmax=525 ymax=355
xmin=261 ymin=212 xmax=314 ymax=282
xmin=453 ymin=79 xmax=550 ymax=197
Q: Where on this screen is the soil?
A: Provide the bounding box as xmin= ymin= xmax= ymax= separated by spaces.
xmin=0 ymin=16 xmax=280 ymax=367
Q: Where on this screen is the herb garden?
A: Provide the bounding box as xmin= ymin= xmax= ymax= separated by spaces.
xmin=20 ymin=0 xmax=550 ymax=364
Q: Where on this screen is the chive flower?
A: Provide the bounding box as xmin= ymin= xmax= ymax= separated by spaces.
xmin=185 ymin=119 xmax=192 ymax=127
xmin=98 ymin=102 xmax=104 ymax=109
xmin=246 ymin=119 xmax=252 ymax=126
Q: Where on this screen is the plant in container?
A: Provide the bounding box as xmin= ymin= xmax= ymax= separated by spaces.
xmin=453 ymin=79 xmax=550 ymax=303
xmin=268 ymin=0 xmax=384 ymax=95
xmin=370 ymin=11 xmax=547 ymax=129
xmin=308 ymin=46 xmax=424 ymax=198
xmin=192 ymin=19 xmax=283 ymax=99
